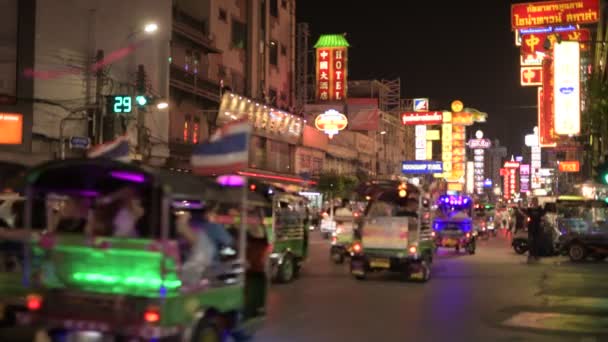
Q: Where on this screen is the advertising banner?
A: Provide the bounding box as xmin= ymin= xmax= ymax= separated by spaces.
xmin=553 ymin=41 xmax=581 ymax=135
xmin=315 ymin=45 xmax=348 ymax=101
xmin=521 ymin=29 xmax=590 ymax=55
xmin=511 ymin=0 xmax=599 ymax=29
xmin=558 ymin=160 xmax=580 ymax=172
xmin=401 ymin=161 xmax=443 ymax=174
xmin=401 ymin=111 xmax=443 ymax=125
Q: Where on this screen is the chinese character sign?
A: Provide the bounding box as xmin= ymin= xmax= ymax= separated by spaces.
xmin=315 ymin=45 xmax=348 ymax=101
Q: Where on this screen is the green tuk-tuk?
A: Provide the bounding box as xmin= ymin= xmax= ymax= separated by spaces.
xmin=15 ymin=158 xmax=268 ymax=341
xmin=350 ymin=181 xmax=435 ymax=282
xmin=268 ymin=192 xmax=309 ymax=283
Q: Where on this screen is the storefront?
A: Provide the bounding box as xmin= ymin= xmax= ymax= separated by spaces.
xmin=217 ymin=92 xmax=312 ymax=187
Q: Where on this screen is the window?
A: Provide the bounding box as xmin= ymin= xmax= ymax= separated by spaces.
xmin=281 ymin=0 xmax=287 ymax=9
xmin=268 ymin=88 xmax=277 ymax=106
xmin=270 ymin=0 xmax=278 ymax=17
xmin=280 ymin=44 xmax=287 ymax=56
xmin=280 ymin=91 xmax=287 ymax=103
xmin=269 ymin=40 xmax=278 ymax=66
xmin=219 ymin=8 xmax=227 ymax=22
xmin=183 ymin=115 xmax=190 ymax=142
xmin=231 ymin=20 xmax=247 ymax=49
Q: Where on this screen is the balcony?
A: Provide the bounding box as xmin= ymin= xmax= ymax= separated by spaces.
xmin=169 ymin=64 xmax=221 ymax=103
xmin=172 ymin=8 xmax=221 ymax=54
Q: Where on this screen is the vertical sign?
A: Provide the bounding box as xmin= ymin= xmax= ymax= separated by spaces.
xmin=553 ymin=41 xmax=580 ymax=135
xmin=315 ymin=34 xmax=349 ymax=102
xmin=539 ymin=60 xmax=557 ymax=147
xmin=333 ymin=48 xmax=346 ymax=100
xmin=415 ymin=125 xmax=427 ymax=160
xmin=451 ymin=125 xmax=466 ymax=179
xmin=316 ymin=48 xmax=331 ymax=101
xmin=520 ymin=164 xmax=530 ymax=193
xmin=466 ymin=161 xmax=475 ymax=194
xmin=474 ymin=149 xmax=485 ymax=195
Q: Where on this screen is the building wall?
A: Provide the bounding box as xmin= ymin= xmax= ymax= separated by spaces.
xmin=0 ymin=0 xmax=36 ymax=163
xmin=30 ymin=0 xmax=171 ymax=160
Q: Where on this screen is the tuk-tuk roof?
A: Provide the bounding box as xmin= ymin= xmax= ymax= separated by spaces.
xmin=25 ymin=158 xmax=155 ymax=191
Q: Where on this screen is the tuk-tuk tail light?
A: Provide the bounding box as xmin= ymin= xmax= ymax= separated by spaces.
xmin=352 ymin=243 xmax=362 ymax=253
xmin=144 ymin=306 xmax=161 ymax=323
xmin=26 ymin=294 xmax=43 ymax=311
xmin=408 ymin=246 xmax=417 ymax=254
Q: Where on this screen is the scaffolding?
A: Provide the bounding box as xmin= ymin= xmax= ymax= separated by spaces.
xmin=295 ymin=22 xmax=310 ymax=115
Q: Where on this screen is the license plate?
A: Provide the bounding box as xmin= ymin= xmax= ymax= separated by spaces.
xmin=370 ymin=258 xmax=390 ymax=268
xmin=443 ymin=238 xmax=457 ymax=246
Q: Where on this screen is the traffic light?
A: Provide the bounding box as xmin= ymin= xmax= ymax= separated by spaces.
xmin=595 ymin=160 xmax=608 ymax=185
xmin=136 ymin=65 xmax=149 ymax=108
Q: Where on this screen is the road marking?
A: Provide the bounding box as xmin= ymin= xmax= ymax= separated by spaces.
xmin=543 ymin=295 xmax=608 ymax=311
xmin=502 ymin=311 xmax=608 ymax=334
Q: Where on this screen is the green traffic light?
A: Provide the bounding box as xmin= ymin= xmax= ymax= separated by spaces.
xmin=136 ymin=95 xmax=147 ymax=106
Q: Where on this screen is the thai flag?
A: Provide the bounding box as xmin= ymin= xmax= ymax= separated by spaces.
xmin=87 ymin=135 xmax=131 ymax=162
xmin=191 ymin=119 xmax=252 ymax=176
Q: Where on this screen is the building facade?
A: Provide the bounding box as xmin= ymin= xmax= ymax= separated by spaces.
xmin=0 ymin=0 xmax=171 ymax=165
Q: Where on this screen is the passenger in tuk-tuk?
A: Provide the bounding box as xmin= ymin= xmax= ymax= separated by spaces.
xmin=89 ymin=187 xmax=145 ymax=237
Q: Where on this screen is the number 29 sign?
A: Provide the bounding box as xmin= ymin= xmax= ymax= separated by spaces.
xmin=108 ymin=95 xmax=133 ymax=114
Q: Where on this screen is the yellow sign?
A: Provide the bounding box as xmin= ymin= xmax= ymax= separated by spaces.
xmin=426 ymin=130 xmax=440 ymax=141
xmin=426 ymin=141 xmax=433 ymax=160
xmin=447 ymin=183 xmax=464 ymax=191
xmin=451 ymin=100 xmax=464 ymax=113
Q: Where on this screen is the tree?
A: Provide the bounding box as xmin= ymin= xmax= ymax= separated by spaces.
xmin=317 ymin=171 xmax=359 ymax=200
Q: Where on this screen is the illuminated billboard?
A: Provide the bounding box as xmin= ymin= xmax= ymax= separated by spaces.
xmin=0 ymin=112 xmax=23 ymax=144
xmin=511 ymin=0 xmax=599 ymax=30
xmin=553 ymin=41 xmax=580 ymax=135
xmin=314 ymin=34 xmax=349 ymax=101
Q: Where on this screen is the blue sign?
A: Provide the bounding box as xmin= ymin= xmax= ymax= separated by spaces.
xmin=483 ymin=179 xmax=493 ymax=187
xmin=401 ymin=161 xmax=443 ymax=174
xmin=515 ymin=156 xmax=524 ymax=162
xmin=69 ymin=136 xmax=91 ymax=149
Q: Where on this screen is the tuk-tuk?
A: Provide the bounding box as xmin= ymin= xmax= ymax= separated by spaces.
xmin=350 ymin=181 xmax=435 ymax=282
xmin=15 ymin=158 xmax=268 ymax=341
xmin=268 ymin=192 xmax=309 ymax=283
xmin=329 ymin=206 xmax=358 ymax=264
xmin=432 ymin=194 xmax=477 ymax=254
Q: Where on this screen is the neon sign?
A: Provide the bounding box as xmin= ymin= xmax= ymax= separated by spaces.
xmin=315 ymin=110 xmax=348 ymax=138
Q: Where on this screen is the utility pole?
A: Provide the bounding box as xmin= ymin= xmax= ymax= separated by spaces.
xmin=95 ymin=50 xmax=105 ymax=144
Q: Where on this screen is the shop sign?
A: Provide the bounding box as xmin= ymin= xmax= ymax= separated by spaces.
xmin=401 ymin=111 xmax=443 ymax=125
xmin=401 ymin=161 xmax=443 ymax=174
xmin=521 ymin=66 xmax=543 ymax=86
xmin=558 ymin=160 xmax=580 ymax=172
xmin=505 ymin=161 xmax=521 ymax=168
xmin=521 ymin=29 xmax=591 ymax=55
xmin=315 ymin=110 xmax=348 ymax=138
xmin=413 ymin=98 xmax=429 ymax=111
xmin=426 ymin=130 xmax=440 ymax=140
xmin=467 ymin=139 xmax=492 ymax=149
xmin=0 ymin=113 xmax=23 ymax=144
xmin=511 ymin=0 xmax=599 ymax=30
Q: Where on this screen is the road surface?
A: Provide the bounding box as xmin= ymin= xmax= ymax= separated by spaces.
xmin=257 ymin=230 xmax=608 ymax=342
xmin=2 ymin=230 xmax=607 ymax=341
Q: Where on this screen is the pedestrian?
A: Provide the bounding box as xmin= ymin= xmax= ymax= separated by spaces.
xmin=523 ymin=197 xmax=546 ymax=263
xmin=514 ymin=204 xmax=526 ymax=235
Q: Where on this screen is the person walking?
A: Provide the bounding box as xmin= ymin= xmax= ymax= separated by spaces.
xmin=523 ymin=197 xmax=546 ymax=263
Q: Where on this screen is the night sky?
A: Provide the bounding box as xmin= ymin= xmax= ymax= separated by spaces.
xmin=297 ymin=0 xmax=536 ymax=155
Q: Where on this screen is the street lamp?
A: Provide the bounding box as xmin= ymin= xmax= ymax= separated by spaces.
xmin=156 ymin=101 xmax=169 ymax=110
xmin=144 ymin=23 xmax=158 ymax=34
